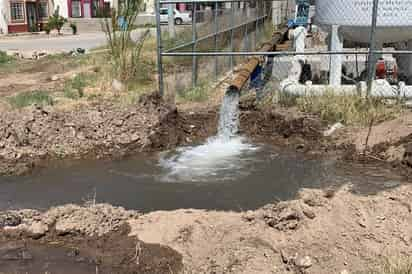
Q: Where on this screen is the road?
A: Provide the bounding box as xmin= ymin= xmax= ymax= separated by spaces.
xmin=0 ymin=29 xmax=155 ymax=52
xmin=0 ymin=32 xmax=107 ymax=52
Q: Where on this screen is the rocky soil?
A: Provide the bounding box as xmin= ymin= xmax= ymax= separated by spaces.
xmin=0 ymin=93 xmax=183 ymax=175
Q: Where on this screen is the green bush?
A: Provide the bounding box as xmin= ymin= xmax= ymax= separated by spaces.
xmin=70 ymin=22 xmax=77 ymax=35
xmin=0 ymin=51 xmax=14 ymax=64
xmin=48 ymin=7 xmax=68 ymax=34
xmin=8 ymin=90 xmax=54 ymax=108
xmin=44 ymin=24 xmax=51 ymax=34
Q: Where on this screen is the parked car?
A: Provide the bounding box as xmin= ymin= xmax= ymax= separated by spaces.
xmin=159 ymin=8 xmax=192 ymax=25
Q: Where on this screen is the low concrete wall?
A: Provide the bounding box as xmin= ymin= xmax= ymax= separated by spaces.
xmin=135 ymin=14 xmax=156 ymax=26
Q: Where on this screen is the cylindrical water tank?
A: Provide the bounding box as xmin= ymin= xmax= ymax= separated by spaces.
xmin=315 ymin=0 xmax=412 ymax=43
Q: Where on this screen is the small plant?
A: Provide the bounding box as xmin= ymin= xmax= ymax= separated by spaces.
xmin=63 ymin=74 xmax=87 ymax=99
xmin=177 ymin=82 xmax=210 ymax=102
xmin=8 ymin=90 xmax=54 ymax=108
xmin=48 ymin=6 xmax=68 ymax=35
xmin=0 ymin=51 xmax=14 ymax=64
xmin=70 ymin=22 xmax=77 ymax=35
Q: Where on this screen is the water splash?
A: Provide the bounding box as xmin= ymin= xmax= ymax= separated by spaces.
xmin=160 ymin=90 xmax=258 ymax=182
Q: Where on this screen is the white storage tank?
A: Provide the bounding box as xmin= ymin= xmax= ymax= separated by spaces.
xmin=315 ymin=0 xmax=412 ymax=43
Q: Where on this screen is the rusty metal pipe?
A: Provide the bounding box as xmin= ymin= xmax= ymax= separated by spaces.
xmin=228 ymin=31 xmax=283 ymax=92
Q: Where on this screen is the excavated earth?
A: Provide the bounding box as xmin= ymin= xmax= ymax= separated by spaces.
xmin=0 ymin=92 xmax=327 ymax=176
xmin=1 ymin=92 xmax=412 ymax=273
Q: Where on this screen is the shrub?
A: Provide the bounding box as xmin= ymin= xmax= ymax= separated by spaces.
xmin=48 ymin=7 xmax=68 ymax=35
xmin=70 ymin=22 xmax=77 ymax=35
xmin=8 ymin=90 xmax=54 ymax=108
xmin=101 ymin=0 xmax=151 ymax=83
xmin=0 ymin=51 xmax=14 ymax=64
xmin=44 ymin=24 xmax=51 ymax=34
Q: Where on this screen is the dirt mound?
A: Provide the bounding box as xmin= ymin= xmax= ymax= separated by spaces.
xmin=128 ymin=185 xmax=412 ymax=274
xmin=0 ymin=94 xmax=179 ymax=175
xmin=3 ymin=203 xmax=139 ymax=238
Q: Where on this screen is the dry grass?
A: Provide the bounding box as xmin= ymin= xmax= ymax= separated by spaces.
xmin=293 ymin=91 xmax=403 ymax=126
xmin=362 ymin=258 xmax=412 ymax=274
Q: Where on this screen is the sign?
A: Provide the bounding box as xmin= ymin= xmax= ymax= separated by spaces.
xmin=315 ymin=0 xmax=412 ymax=26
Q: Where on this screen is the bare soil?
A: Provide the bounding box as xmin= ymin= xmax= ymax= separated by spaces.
xmin=0 ymin=183 xmax=410 ymax=274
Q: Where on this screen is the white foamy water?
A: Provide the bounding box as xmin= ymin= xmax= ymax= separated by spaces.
xmin=160 ymin=91 xmax=260 ymax=182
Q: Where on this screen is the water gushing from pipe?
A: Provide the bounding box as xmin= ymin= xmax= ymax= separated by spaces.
xmin=160 ymin=90 xmax=258 ymax=183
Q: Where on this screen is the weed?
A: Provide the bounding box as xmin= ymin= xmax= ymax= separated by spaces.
xmin=63 ymin=74 xmax=91 ymax=99
xmin=8 ymin=90 xmax=54 ymax=108
xmin=361 ymin=257 xmax=412 ymax=274
xmin=295 ymin=90 xmax=402 ymax=126
xmin=0 ymin=51 xmax=14 ymax=65
xmin=177 ymin=82 xmax=210 ymax=102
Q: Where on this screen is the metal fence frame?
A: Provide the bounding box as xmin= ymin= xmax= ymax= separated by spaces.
xmin=156 ymin=0 xmax=412 ymax=97
xmin=155 ymin=0 xmax=276 ymax=96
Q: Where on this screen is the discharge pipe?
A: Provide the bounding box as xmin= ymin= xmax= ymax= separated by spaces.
xmin=279 ymin=80 xmax=412 ymax=99
xmin=228 ymin=31 xmax=284 ymax=92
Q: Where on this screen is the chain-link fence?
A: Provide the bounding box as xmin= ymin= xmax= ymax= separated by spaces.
xmin=155 ymin=0 xmax=286 ymax=100
xmin=156 ymin=0 xmax=412 ymax=101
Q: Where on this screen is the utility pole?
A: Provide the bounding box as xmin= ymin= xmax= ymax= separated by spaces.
xmin=168 ymin=3 xmax=176 ymax=38
xmin=366 ymin=0 xmax=379 ymax=96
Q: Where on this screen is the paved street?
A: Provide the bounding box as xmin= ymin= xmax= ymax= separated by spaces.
xmin=0 ymin=32 xmax=107 ymax=52
xmin=0 ymin=29 xmax=156 ymax=52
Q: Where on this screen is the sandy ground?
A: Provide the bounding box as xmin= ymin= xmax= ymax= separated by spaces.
xmin=1 ymin=183 xmax=411 ymax=273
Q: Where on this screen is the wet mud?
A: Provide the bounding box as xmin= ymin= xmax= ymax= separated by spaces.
xmin=0 ymin=224 xmax=183 ymax=274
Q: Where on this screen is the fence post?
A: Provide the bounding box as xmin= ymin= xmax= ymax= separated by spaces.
xmin=155 ymin=0 xmax=164 ymax=96
xmin=192 ymin=2 xmax=198 ymax=87
xmin=214 ymin=1 xmax=218 ymax=81
xmin=230 ymin=1 xmax=235 ymax=70
xmin=168 ymin=4 xmax=176 ymax=38
xmin=254 ymin=2 xmax=258 ymax=49
xmin=367 ymin=0 xmax=380 ymax=96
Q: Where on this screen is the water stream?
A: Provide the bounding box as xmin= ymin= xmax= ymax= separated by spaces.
xmin=159 ymin=90 xmax=259 ymax=182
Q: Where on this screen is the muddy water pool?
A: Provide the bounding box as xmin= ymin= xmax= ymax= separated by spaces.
xmin=0 ymin=141 xmax=404 ymax=212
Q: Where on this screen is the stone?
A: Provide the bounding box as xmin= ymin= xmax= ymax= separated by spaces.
xmin=0 ymin=212 xmax=22 ymax=228
xmin=323 ymin=122 xmax=344 ymax=137
xmin=341 ymin=270 xmax=350 ymax=274
xmin=279 ymin=207 xmax=300 ymax=222
xmin=301 ymin=205 xmax=316 ymax=219
xmin=28 ymin=222 xmax=48 ymax=239
xmin=51 ymin=75 xmax=60 ymax=81
xmin=242 ymin=210 xmax=255 ymax=222
xmin=112 ymin=79 xmax=125 ymax=92
xmin=296 ymin=256 xmax=312 ymax=269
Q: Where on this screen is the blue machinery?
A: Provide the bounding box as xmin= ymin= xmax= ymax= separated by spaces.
xmin=288 ymin=0 xmax=310 ymax=28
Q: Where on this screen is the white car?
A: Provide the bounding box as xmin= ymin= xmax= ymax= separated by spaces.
xmin=159 ymin=8 xmax=192 ymax=25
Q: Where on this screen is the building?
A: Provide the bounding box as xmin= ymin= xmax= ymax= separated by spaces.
xmin=0 ymin=0 xmax=52 ymax=34
xmin=54 ymin=0 xmax=112 ymax=18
